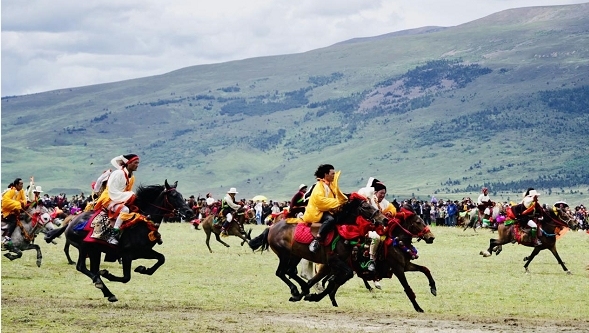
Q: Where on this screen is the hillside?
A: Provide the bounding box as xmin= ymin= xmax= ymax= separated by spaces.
xmin=2 ymin=3 xmax=589 ymax=204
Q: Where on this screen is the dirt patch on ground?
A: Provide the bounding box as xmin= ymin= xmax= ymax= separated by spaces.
xmin=242 ymin=311 xmax=589 ymax=333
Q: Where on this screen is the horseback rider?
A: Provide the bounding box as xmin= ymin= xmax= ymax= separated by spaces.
xmin=287 ymin=184 xmax=308 ymax=218
xmin=512 ymin=188 xmax=543 ymax=246
xmin=220 ymin=188 xmax=241 ymax=236
xmin=360 ymin=177 xmax=397 ymax=272
xmin=93 ymin=154 xmax=140 ymax=245
xmin=477 ymin=187 xmax=494 ymax=227
xmin=306 ymin=164 xmax=348 ymax=253
xmin=1 ymin=178 xmax=27 ymax=248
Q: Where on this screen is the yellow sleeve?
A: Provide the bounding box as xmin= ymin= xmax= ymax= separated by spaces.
xmin=383 ymin=203 xmax=397 ymax=216
xmin=2 ymin=189 xmax=25 ymax=217
xmin=309 ymin=182 xmax=340 ymax=212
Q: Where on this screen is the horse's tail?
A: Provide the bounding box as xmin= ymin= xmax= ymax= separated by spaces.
xmin=44 ymin=225 xmax=66 ymax=243
xmin=249 ymin=227 xmax=270 ymax=252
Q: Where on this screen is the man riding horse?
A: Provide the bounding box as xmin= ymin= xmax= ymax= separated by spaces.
xmin=306 ymin=164 xmax=348 ymax=253
xmin=220 ymin=187 xmax=241 ymax=236
xmin=477 ymin=187 xmax=494 ymax=227
xmin=511 ymin=188 xmax=543 ymax=246
xmin=93 ymin=154 xmax=140 ymax=245
xmin=1 ymin=178 xmax=27 ymax=249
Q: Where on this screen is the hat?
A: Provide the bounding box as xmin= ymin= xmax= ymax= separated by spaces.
xmin=554 ymin=201 xmax=568 ymax=208
xmin=111 ymin=154 xmax=139 ymax=169
xmin=33 ymin=186 xmax=43 ymax=193
xmin=523 ymin=188 xmax=540 ymax=198
xmin=227 ymin=187 xmax=238 ymax=194
xmin=366 ymin=177 xmax=386 ymax=192
xmin=299 ymin=184 xmax=307 ymax=190
xmin=189 ymin=195 xmax=195 ymax=199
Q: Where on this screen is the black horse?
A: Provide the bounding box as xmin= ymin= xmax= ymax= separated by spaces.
xmin=44 ymin=180 xmax=194 ymax=302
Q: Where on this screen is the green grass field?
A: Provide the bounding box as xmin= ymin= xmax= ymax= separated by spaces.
xmin=2 ymin=224 xmax=588 ymax=332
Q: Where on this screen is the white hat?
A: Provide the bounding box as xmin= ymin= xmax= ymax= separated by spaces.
xmin=523 ymin=189 xmax=540 ymax=198
xmin=227 ymin=187 xmax=238 ymax=194
xmin=34 ymin=186 xmax=43 ymax=193
xmin=299 ymin=184 xmax=307 ymax=190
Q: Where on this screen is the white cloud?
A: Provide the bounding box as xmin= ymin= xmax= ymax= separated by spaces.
xmin=1 ymin=0 xmax=586 ymax=96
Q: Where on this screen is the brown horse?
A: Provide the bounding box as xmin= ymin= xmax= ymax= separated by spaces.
xmin=479 ymin=204 xmax=578 ymax=274
xmin=200 ymin=206 xmax=252 ymax=253
xmin=248 ymin=193 xmax=389 ymax=305
xmin=313 ymin=204 xmax=436 ymax=312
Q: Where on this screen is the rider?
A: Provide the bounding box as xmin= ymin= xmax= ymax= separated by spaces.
xmin=360 ymin=177 xmax=397 ymax=272
xmin=477 ymin=187 xmax=494 ymax=227
xmin=287 ymin=184 xmax=308 ymax=218
xmin=1 ymin=178 xmax=27 ymax=248
xmin=305 ymin=164 xmax=348 ymax=253
xmin=512 ymin=188 xmax=542 ymax=246
xmin=220 ymin=188 xmax=241 ymax=236
xmin=94 ymin=154 xmax=140 ymax=245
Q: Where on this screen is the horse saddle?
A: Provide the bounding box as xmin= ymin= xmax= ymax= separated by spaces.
xmin=89 ymin=210 xmax=114 ymax=241
xmin=293 ymin=223 xmax=334 ymax=246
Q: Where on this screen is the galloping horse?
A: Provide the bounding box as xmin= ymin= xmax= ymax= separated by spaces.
xmin=479 ymin=203 xmax=578 ymax=274
xmin=248 ymin=193 xmax=389 ymax=305
xmin=313 ymin=203 xmax=436 ymax=311
xmin=2 ymin=207 xmax=58 ymax=267
xmin=200 ymin=206 xmax=252 ymax=253
xmin=462 ymin=202 xmax=504 ymax=232
xmin=44 ymin=180 xmax=194 ymax=302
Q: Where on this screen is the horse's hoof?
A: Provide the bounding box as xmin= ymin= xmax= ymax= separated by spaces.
xmin=289 ymin=295 xmax=303 ymax=302
xmin=134 ymin=266 xmax=147 ymax=274
xmin=523 ymin=257 xmax=529 ymax=261
xmin=36 ymin=260 xmax=42 ymax=267
xmin=566 ymin=270 xmax=572 ymax=275
xmin=331 ymin=301 xmax=338 ymax=307
xmin=481 ymin=251 xmax=491 ymax=257
xmin=416 ymin=307 xmax=424 ymax=313
xmin=99 ymin=269 xmax=109 ymax=276
xmin=431 ymin=288 xmax=437 ymax=296
xmin=108 ymin=296 xmax=118 ymax=302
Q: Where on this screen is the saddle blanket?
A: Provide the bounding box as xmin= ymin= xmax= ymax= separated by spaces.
xmin=293 ymin=223 xmax=334 ymax=246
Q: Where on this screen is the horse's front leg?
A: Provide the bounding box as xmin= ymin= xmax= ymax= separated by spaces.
xmin=3 ymin=246 xmax=23 ymax=261
xmin=523 ymin=246 xmax=542 ymax=274
xmin=362 ymin=278 xmax=374 ymax=292
xmin=28 ymin=243 xmax=42 ymax=267
xmin=546 ymin=244 xmax=571 ymax=274
xmin=392 ymin=266 xmax=423 ymax=313
xmin=133 ymin=249 xmax=165 ymax=275
xmin=405 ymin=262 xmax=437 ymax=296
xmin=77 ymin=247 xmax=117 ymax=302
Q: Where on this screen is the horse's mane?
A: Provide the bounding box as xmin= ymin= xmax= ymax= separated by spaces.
xmin=135 ymin=184 xmax=165 ymax=202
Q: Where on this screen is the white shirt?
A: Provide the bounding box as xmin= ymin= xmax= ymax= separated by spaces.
xmin=223 ymin=194 xmax=241 ymax=210
xmin=206 ymin=197 xmax=215 ymax=206
xmin=477 ymin=193 xmax=490 ymax=205
xmin=106 ymin=169 xmax=134 ymax=204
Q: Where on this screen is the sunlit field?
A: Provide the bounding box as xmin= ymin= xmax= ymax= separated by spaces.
xmin=2 ymin=224 xmax=588 ymax=332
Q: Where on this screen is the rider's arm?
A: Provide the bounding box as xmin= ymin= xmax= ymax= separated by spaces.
xmin=107 ymin=170 xmax=134 ymax=203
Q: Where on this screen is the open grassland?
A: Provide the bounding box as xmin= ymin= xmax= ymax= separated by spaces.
xmin=2 ymin=224 xmax=589 ymax=332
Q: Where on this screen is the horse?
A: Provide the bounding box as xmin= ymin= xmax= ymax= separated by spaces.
xmin=2 ymin=207 xmax=58 ymax=267
xmin=200 ymin=206 xmax=252 ymax=253
xmin=462 ymin=202 xmax=504 ymax=232
xmin=44 ymin=180 xmax=194 ymax=302
xmin=479 ymin=203 xmax=578 ymax=274
xmin=248 ymin=193 xmax=389 ymax=306
xmin=313 ymin=203 xmax=436 ymax=311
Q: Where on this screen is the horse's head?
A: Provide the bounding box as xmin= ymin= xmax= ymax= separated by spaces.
xmin=340 ymin=193 xmax=389 ymax=227
xmin=392 ymin=204 xmax=435 ymax=244
xmin=161 ymin=180 xmax=195 ymax=221
xmin=546 ymin=205 xmax=578 ymax=230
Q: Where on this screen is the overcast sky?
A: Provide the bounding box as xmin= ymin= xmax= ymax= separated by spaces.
xmin=1 ymin=0 xmax=586 ymax=97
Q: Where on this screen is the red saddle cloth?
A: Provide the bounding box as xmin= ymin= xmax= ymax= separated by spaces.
xmin=336 ymin=216 xmax=375 ymax=240
xmin=293 ymin=223 xmax=334 ymax=245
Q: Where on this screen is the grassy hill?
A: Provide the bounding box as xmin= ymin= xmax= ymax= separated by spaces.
xmin=2 ymin=3 xmax=589 ymax=205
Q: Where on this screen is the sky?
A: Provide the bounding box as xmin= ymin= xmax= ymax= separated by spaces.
xmin=1 ymin=0 xmax=587 ymax=97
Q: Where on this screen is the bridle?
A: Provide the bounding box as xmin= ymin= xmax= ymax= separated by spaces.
xmin=389 ymin=207 xmax=431 ymax=240
xmin=144 ymin=187 xmax=183 ymax=219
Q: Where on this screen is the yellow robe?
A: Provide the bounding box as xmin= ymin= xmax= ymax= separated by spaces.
xmin=94 ymin=174 xmax=135 ymax=212
xmin=2 ymin=188 xmax=27 ymax=218
xmin=302 ymin=171 xmax=348 ymax=223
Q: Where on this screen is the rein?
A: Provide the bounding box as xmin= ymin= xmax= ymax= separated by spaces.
xmin=143 ymin=189 xmax=178 ymax=219
xmin=389 ymin=208 xmax=430 ymax=239
xmin=16 ymin=210 xmax=43 ymax=243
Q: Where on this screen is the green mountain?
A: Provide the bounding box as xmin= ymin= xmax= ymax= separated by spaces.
xmin=2 ymin=3 xmax=589 ymax=204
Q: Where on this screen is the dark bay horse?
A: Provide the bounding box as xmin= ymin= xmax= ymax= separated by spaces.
xmin=248 ymin=193 xmax=389 ymax=305
xmin=2 ymin=207 xmax=58 ymax=267
xmin=315 ymin=204 xmax=436 ymax=311
xmin=479 ymin=203 xmax=578 ymax=274
xmin=44 ymin=180 xmax=194 ymax=302
xmin=200 ymin=206 xmax=252 ymax=253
